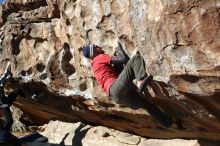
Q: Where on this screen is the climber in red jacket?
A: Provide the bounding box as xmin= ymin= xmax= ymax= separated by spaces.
xmin=82 ymin=43 xmax=153 ymax=104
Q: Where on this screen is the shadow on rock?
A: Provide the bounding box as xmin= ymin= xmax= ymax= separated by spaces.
xmin=72 ymin=123 xmax=91 ymax=146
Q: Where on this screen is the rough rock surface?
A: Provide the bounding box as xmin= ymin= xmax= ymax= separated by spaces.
xmin=0 ymin=0 xmax=219 ymax=141
xmin=41 ymin=120 xmax=219 ymax=146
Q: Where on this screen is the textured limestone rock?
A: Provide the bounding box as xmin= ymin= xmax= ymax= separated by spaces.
xmin=41 ymin=120 xmax=219 ymax=146
xmin=11 ymin=105 xmax=27 ymax=132
xmin=0 ymin=0 xmax=219 ymax=140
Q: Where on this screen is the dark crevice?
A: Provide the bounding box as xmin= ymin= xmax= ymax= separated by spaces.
xmin=161 ymin=32 xmax=191 ymax=50
xmin=27 ymin=68 xmax=32 ymax=75
xmin=96 ymin=14 xmax=112 ymax=29
xmin=105 ymin=114 xmax=134 ymax=123
xmin=34 ymin=12 xmax=39 ymax=16
xmin=186 ymin=5 xmax=198 ymax=15
xmin=5 ymin=0 xmax=48 ymax=12
xmin=52 ymin=4 xmax=61 ymax=18
xmin=66 ymin=19 xmax=71 ymax=26
xmin=20 ymin=67 xmax=33 ymax=77
xmin=48 ymin=53 xmax=64 ymax=81
xmin=178 ymin=75 xmax=200 ymax=83
xmin=39 ymin=73 xmax=48 ymax=80
xmin=20 ymin=25 xmax=26 ymax=30
xmin=36 ymin=63 xmax=46 ymax=73
xmin=20 ymin=70 xmax=26 ymax=76
xmin=0 ymin=48 xmax=3 ymax=54
xmin=11 ymin=34 xmax=22 ymax=55
xmin=67 ymin=34 xmax=71 ymax=38
xmin=47 ymin=54 xmax=56 ymax=80
xmin=33 ymin=37 xmax=47 ymax=43
xmin=11 ymin=27 xmax=31 ymax=55
xmin=82 ymin=21 xmax=85 ymax=28
xmin=172 ymin=10 xmax=183 ymax=15
xmin=61 ymin=43 xmax=76 ymax=76
xmin=79 ymin=82 xmax=87 ymax=91
xmin=85 ymin=29 xmax=92 ymax=39
xmin=8 ymin=18 xmax=52 ymax=24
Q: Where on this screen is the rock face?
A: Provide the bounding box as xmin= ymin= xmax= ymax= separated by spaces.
xmin=41 ymin=120 xmax=216 ymax=146
xmin=0 ymin=0 xmax=219 ymax=140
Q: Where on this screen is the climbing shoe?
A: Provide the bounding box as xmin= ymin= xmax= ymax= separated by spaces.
xmin=137 ymin=74 xmax=153 ymax=93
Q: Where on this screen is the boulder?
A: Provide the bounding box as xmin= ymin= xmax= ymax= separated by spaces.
xmin=0 ymin=0 xmax=219 ymax=140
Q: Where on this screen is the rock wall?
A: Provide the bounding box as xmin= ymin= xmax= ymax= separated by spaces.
xmin=0 ymin=0 xmax=219 ymax=140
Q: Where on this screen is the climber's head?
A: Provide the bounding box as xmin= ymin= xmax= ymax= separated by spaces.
xmin=82 ymin=44 xmax=104 ymax=59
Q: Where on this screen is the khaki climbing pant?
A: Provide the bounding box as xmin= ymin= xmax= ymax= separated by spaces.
xmin=109 ymin=54 xmax=146 ymax=104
